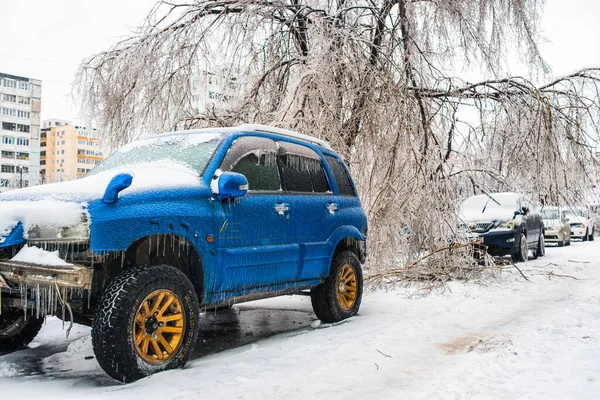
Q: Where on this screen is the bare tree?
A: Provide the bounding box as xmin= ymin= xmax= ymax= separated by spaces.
xmin=75 ymin=0 xmax=600 ymax=280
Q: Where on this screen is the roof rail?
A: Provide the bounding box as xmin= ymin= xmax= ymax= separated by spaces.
xmin=237 ymin=124 xmax=333 ymax=150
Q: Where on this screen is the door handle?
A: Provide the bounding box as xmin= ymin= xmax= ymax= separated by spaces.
xmin=274 ymin=203 xmax=289 ymax=216
xmin=327 ymin=203 xmax=338 ymax=215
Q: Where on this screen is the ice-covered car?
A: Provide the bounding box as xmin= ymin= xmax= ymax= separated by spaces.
xmin=540 ymin=206 xmax=571 ymax=247
xmin=460 ymin=192 xmax=545 ymax=262
xmin=564 ymin=206 xmax=595 ymax=241
xmin=0 ymin=124 xmax=367 ymax=382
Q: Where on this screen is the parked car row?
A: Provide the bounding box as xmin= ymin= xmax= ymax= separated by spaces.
xmin=459 ymin=192 xmax=595 ymax=262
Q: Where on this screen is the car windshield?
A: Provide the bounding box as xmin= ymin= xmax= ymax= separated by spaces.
xmin=88 ymin=133 xmax=224 ymax=176
xmin=540 ymin=208 xmax=559 ymax=220
xmin=460 ymin=193 xmax=519 ymax=215
xmin=564 ymin=210 xmax=579 ymax=220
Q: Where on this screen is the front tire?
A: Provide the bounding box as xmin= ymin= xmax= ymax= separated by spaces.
xmin=589 ymin=229 xmax=595 ymax=241
xmin=512 ymin=233 xmax=528 ymax=263
xmin=92 ymin=265 xmax=200 ymax=383
xmin=583 ymin=229 xmax=589 ymax=242
xmin=311 ymin=250 xmax=363 ymax=323
xmin=0 ymin=307 xmax=44 ymax=352
xmin=537 ymin=233 xmax=545 ymax=257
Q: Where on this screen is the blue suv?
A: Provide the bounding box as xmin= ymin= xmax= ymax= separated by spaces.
xmin=0 ymin=124 xmax=367 ymax=382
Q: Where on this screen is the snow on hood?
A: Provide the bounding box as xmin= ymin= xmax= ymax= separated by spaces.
xmin=0 ymin=161 xmax=202 ymax=243
xmin=459 ymin=208 xmax=516 ymax=223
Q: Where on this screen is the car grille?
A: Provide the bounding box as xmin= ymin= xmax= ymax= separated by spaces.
xmin=468 ymin=222 xmax=493 ymax=232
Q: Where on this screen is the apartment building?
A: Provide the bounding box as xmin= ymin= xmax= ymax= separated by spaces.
xmin=190 ymin=68 xmax=237 ymax=114
xmin=0 ymin=72 xmax=42 ymax=192
xmin=40 ymin=119 xmax=103 ymax=183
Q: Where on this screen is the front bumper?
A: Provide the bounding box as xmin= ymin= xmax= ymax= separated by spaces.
xmin=570 ymin=227 xmax=587 ymax=238
xmin=544 ymin=229 xmax=564 ymax=243
xmin=0 ymin=260 xmax=93 ymax=290
xmin=477 ymin=229 xmax=521 ymax=257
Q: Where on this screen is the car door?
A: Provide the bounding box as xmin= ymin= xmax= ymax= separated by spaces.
xmin=275 ymin=141 xmax=340 ymax=281
xmin=212 ymin=136 xmax=299 ymax=293
xmin=522 ymin=197 xmax=541 ymax=247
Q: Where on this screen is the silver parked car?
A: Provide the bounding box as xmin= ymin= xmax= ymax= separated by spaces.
xmin=540 ymin=206 xmax=571 ymax=247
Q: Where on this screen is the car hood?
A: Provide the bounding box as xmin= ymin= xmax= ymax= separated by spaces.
xmin=543 ymin=219 xmax=561 ymax=229
xmin=459 ymin=208 xmax=515 ymax=224
xmin=0 ymin=162 xmax=203 ymax=246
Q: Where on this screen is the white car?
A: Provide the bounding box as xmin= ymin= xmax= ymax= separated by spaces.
xmin=564 ymin=206 xmax=595 ymax=241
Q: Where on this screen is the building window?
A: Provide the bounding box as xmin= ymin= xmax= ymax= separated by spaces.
xmin=2 ymin=94 xmax=16 ymax=103
xmin=1 ymin=165 xmax=16 ymax=173
xmin=16 ymin=138 xmax=29 ymax=146
xmin=17 ymin=124 xmax=29 ymax=133
xmin=1 ymin=137 xmax=15 ymax=145
xmin=2 ymin=79 xmax=17 ymax=89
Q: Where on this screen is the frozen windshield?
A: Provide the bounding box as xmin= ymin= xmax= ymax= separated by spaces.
xmin=460 ymin=193 xmax=519 ymax=215
xmin=540 ymin=208 xmax=559 ymax=220
xmin=89 ymin=133 xmax=224 ymax=176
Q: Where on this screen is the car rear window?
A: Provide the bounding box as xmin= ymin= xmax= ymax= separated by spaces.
xmin=324 ymin=155 xmax=355 ymax=197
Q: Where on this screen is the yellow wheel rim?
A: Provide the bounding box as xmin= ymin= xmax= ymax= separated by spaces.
xmin=133 ymin=289 xmax=185 ymax=364
xmin=336 ymin=264 xmax=358 ymax=311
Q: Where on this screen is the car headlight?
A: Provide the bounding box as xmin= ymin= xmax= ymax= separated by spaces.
xmin=498 ymin=220 xmax=515 ymax=229
xmin=26 ymin=214 xmax=90 ymax=241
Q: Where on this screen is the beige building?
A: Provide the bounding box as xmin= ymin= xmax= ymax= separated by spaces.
xmin=40 ymin=120 xmax=103 ymax=183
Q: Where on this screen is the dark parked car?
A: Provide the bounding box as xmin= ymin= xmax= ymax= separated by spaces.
xmin=460 ymin=192 xmax=545 ymax=262
xmin=0 ymin=124 xmax=368 ymax=382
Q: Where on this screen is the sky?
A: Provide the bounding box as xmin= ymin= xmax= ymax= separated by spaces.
xmin=0 ymin=0 xmax=598 ymax=124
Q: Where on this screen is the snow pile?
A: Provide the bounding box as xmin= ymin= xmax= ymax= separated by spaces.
xmin=11 ymin=245 xmax=72 ymax=266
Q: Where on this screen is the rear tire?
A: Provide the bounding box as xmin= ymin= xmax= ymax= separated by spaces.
xmin=92 ymin=265 xmax=200 ymax=383
xmin=511 ymin=233 xmax=528 ymax=263
xmin=311 ymin=250 xmax=363 ymax=323
xmin=589 ymin=229 xmax=595 ymax=241
xmin=0 ymin=307 xmax=44 ymax=352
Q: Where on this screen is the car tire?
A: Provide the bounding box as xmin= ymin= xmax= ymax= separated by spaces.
xmin=584 ymin=229 xmax=589 ymax=242
xmin=590 ymin=229 xmax=595 ymax=241
xmin=558 ymin=238 xmax=565 ymax=247
xmin=536 ymin=234 xmax=545 ymax=257
xmin=512 ymin=233 xmax=528 ymax=263
xmin=92 ymin=265 xmax=200 ymax=383
xmin=311 ymin=250 xmax=363 ymax=323
xmin=0 ymin=307 xmax=44 ymax=352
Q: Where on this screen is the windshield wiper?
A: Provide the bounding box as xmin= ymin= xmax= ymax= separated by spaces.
xmin=481 ymin=190 xmax=501 ymax=213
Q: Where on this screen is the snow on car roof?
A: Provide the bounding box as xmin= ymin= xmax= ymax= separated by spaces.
xmin=130 ymin=124 xmax=334 ymax=151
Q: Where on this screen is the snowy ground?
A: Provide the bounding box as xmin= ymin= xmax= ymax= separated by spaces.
xmin=1 ymin=240 xmax=600 ymax=399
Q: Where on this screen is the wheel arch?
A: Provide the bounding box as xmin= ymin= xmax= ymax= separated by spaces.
xmin=103 ymin=234 xmax=204 ymax=302
xmin=328 ymin=225 xmax=367 ymax=265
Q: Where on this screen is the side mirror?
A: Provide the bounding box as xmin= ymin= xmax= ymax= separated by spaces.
xmin=521 ymin=206 xmax=529 ymax=215
xmin=211 ymin=170 xmax=248 ymax=201
xmin=102 ymin=173 xmax=133 ymax=204
xmin=514 ymin=210 xmax=521 ymax=217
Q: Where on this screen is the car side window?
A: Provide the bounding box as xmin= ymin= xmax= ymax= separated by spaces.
xmin=220 ymin=136 xmax=281 ymax=191
xmin=324 ymin=155 xmax=356 ymax=197
xmin=276 ymin=141 xmax=330 ymax=193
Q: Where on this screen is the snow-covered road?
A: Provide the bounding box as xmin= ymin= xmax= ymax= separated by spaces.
xmin=1 ymin=240 xmax=599 ymax=399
